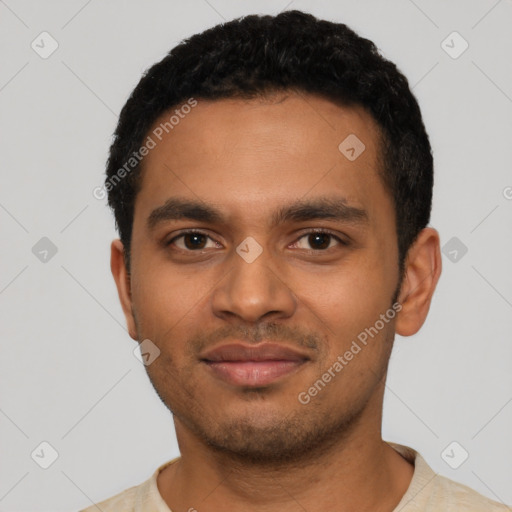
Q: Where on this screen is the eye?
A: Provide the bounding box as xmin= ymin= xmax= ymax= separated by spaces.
xmin=168 ymin=231 xmax=220 ymax=251
xmin=292 ymin=230 xmax=345 ymax=251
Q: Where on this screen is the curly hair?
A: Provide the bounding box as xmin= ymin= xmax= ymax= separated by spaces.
xmin=105 ymin=10 xmax=433 ymax=272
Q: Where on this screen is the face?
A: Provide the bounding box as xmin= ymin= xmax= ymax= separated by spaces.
xmin=116 ymin=93 xmax=405 ymax=463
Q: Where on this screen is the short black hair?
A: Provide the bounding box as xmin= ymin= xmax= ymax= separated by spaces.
xmin=105 ymin=10 xmax=433 ymax=272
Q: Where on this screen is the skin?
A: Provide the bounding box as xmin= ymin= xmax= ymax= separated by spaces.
xmin=111 ymin=92 xmax=442 ymax=512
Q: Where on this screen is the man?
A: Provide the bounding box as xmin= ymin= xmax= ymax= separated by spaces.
xmin=82 ymin=10 xmax=509 ymax=512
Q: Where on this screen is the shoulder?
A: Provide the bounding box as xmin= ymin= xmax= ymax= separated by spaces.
xmin=387 ymin=442 xmax=510 ymax=512
xmin=79 ymin=483 xmax=141 ymax=512
xmin=427 ymin=473 xmax=510 ymax=511
xmin=78 ymin=458 xmax=179 ymax=512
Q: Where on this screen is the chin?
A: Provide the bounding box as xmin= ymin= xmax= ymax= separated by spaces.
xmin=186 ymin=407 xmax=357 ymax=467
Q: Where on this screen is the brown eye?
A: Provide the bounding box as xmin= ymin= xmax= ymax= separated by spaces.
xmin=293 ymin=231 xmax=342 ymax=251
xmin=168 ymin=231 xmax=218 ymax=251
xmin=182 ymin=233 xmax=207 ymax=250
xmin=307 ymin=233 xmax=332 ymax=250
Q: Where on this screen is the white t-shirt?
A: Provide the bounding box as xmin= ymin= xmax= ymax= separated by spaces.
xmin=79 ymin=443 xmax=510 ymax=511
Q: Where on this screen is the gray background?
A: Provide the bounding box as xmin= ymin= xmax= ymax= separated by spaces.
xmin=1 ymin=0 xmax=511 ymax=510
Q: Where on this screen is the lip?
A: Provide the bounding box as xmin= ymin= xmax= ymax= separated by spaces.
xmin=200 ymin=343 xmax=309 ymax=387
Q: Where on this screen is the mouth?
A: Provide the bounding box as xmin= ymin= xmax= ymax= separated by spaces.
xmin=200 ymin=343 xmax=310 ymax=387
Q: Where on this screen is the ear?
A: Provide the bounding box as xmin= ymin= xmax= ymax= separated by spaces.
xmin=395 ymin=228 xmax=442 ymax=337
xmin=110 ymin=239 xmax=138 ymax=341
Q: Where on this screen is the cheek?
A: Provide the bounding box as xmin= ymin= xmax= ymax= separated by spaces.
xmin=290 ymin=263 xmax=397 ymax=384
xmin=130 ymin=255 xmax=209 ymax=342
xmin=290 ymin=261 xmax=391 ymax=337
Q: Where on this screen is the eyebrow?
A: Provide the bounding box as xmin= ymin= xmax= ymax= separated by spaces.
xmin=147 ymin=197 xmax=368 ymax=231
xmin=272 ymin=197 xmax=368 ymax=226
xmin=147 ymin=198 xmax=223 ymax=230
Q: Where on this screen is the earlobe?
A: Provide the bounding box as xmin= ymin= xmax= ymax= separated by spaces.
xmin=110 ymin=239 xmax=138 ymax=340
xmin=395 ymin=228 xmax=442 ymax=337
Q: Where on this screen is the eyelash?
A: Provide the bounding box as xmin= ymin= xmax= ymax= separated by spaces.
xmin=166 ymin=229 xmax=348 ymax=252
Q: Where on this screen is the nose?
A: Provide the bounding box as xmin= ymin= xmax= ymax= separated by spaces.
xmin=211 ymin=245 xmax=297 ymax=324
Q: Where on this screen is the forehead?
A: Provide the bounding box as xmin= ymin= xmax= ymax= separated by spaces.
xmin=134 ymin=92 xmax=392 ymax=228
